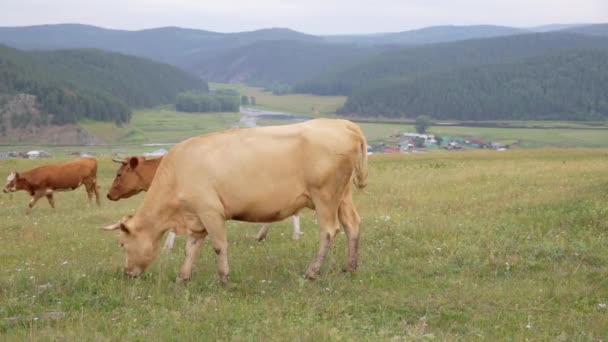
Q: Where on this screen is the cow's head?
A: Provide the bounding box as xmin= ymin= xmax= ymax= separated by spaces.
xmin=107 ymin=157 xmax=146 ymax=201
xmin=3 ymin=172 xmax=21 ymax=193
xmin=101 ymin=215 xmax=160 ymax=277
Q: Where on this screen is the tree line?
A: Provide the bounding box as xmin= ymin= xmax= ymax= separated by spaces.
xmin=0 ymin=44 xmax=206 ymax=126
xmin=176 ymin=90 xmax=240 ymax=113
xmin=340 ymin=50 xmax=608 ymax=121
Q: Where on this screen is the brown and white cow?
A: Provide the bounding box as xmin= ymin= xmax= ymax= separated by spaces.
xmin=3 ymin=157 xmax=100 ymax=213
xmin=107 ymin=155 xmax=303 ymax=251
xmin=101 ymin=119 xmax=367 ymax=282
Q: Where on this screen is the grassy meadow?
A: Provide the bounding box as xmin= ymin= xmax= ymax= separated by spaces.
xmin=1 ymin=149 xmax=608 ymax=340
xmin=213 ymin=83 xmax=347 ymax=116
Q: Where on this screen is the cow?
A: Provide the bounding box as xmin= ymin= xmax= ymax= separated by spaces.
xmin=101 ymin=118 xmax=367 ymax=282
xmin=3 ymin=157 xmax=100 ymax=213
xmin=107 ymin=156 xmax=303 ymax=250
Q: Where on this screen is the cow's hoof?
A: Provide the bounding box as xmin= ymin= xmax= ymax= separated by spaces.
xmin=341 ymin=266 xmax=357 ymax=273
xmin=292 ymin=232 xmax=303 ymax=241
xmin=176 ymin=276 xmax=191 ymax=283
xmin=256 ymin=234 xmax=267 ymax=242
xmin=304 ymin=272 xmax=319 ymax=280
xmin=218 ymin=274 xmax=229 ymax=284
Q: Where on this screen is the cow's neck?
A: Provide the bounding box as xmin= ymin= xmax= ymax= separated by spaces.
xmin=141 ymin=158 xmax=163 ymax=190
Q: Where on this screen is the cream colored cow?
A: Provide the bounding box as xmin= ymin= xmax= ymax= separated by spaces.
xmin=102 ymin=119 xmax=368 ymax=282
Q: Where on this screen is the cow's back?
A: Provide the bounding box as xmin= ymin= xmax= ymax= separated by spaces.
xmin=149 ymin=119 xmax=365 ymax=221
xmin=24 ymin=158 xmax=97 ymax=189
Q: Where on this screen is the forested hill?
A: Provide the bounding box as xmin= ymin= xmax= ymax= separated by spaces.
xmin=341 ymin=50 xmax=608 ymax=121
xmin=324 ymin=25 xmax=525 ymax=45
xmin=0 ymin=45 xmax=205 ymax=126
xmin=193 ymin=40 xmax=380 ymax=85
xmin=1 ymin=23 xmax=602 ymax=87
xmin=295 ymin=32 xmax=608 ymax=95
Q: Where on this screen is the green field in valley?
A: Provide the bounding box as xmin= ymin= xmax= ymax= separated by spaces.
xmin=1 ymin=149 xmax=607 ymax=340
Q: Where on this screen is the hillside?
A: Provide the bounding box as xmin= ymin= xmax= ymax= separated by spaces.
xmin=0 ymin=23 xmax=585 ymax=87
xmin=193 ymin=40 xmax=380 ymax=85
xmin=0 ymin=24 xmax=323 ymax=72
xmin=295 ymin=32 xmax=608 ymax=95
xmin=341 ymin=50 xmax=608 ymax=121
xmin=0 ymin=44 xmax=205 ymax=130
xmin=324 ymin=25 xmax=525 ymax=45
xmin=564 ymin=23 xmax=608 ymax=37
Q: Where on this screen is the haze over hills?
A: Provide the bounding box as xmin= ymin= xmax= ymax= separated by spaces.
xmin=1 ymin=22 xmax=603 ymax=84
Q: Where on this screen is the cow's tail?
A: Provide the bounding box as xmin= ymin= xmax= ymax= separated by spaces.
xmin=351 ymin=122 xmax=368 ymax=189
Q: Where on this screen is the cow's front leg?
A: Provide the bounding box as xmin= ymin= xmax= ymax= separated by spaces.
xmin=292 ymin=214 xmax=303 ymax=240
xmin=201 ymin=214 xmax=229 ymax=284
xmin=177 ymin=231 xmax=207 ymax=282
xmin=26 ymin=191 xmax=45 ymax=215
xmin=163 ymin=230 xmax=177 ymax=252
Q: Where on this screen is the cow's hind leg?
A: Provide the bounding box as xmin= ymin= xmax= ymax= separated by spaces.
xmin=256 ymin=223 xmax=271 ymax=242
xmin=338 ymin=190 xmax=361 ymax=273
xmin=177 ymin=230 xmax=208 ymax=282
xmin=305 ymin=198 xmax=340 ymax=280
xmin=84 ymin=179 xmax=100 ymax=206
xmin=45 ymin=193 xmax=55 ymax=209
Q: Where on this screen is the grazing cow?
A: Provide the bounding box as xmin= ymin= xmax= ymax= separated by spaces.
xmin=107 ymin=156 xmax=303 ymax=250
xmin=101 ymin=119 xmax=367 ymax=282
xmin=3 ymin=158 xmax=100 ymax=213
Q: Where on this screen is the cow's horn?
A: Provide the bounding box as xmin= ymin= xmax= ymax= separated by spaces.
xmin=112 ymin=158 xmax=126 ymax=164
xmin=100 ymin=223 xmax=122 ymax=231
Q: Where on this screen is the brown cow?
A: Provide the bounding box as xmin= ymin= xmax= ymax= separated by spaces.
xmin=3 ymin=158 xmax=100 ymax=213
xmin=107 ymin=156 xmax=180 ymax=250
xmin=107 ymin=156 xmax=303 ymax=250
xmin=101 ymin=119 xmax=367 ymax=282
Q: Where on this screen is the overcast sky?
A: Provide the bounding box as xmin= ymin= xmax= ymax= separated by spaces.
xmin=1 ymin=0 xmax=607 ymax=34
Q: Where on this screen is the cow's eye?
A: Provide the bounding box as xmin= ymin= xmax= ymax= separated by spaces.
xmin=119 ymin=243 xmax=124 ymax=248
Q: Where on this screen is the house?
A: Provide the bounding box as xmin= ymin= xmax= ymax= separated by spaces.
xmin=383 ymin=147 xmax=400 ymax=153
xmin=26 ymin=150 xmax=51 ymax=159
xmin=143 ymin=149 xmax=168 ymax=157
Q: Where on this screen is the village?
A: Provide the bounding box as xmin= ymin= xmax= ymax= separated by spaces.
xmin=368 ymin=132 xmax=514 ymax=154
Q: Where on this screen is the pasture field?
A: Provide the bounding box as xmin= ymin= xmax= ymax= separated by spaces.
xmin=1 ymin=149 xmax=608 ymax=340
xmin=81 ymin=108 xmax=242 ymax=145
xmin=256 ymin=120 xmax=608 ymax=148
xmin=212 ymin=83 xmax=347 ymax=116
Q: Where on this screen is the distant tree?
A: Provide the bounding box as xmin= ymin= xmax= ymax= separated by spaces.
xmin=415 ymin=115 xmax=432 ymax=134
xmin=435 ymin=135 xmax=443 ymax=146
xmin=250 ymin=96 xmax=256 ymax=105
xmin=241 ymin=95 xmax=249 ymax=105
xmin=413 ymin=136 xmax=426 ymax=148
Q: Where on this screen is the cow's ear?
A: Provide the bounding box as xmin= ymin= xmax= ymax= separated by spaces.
xmin=129 ymin=157 xmax=140 ymax=169
xmin=13 ymin=172 xmax=19 ymax=179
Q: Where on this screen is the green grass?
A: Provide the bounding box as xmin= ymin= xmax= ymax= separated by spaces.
xmin=81 ymin=107 xmax=242 ymax=144
xmin=211 ymin=83 xmax=346 ymax=116
xmin=1 ymin=149 xmax=608 ymax=339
